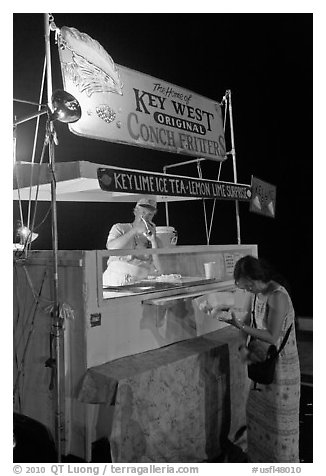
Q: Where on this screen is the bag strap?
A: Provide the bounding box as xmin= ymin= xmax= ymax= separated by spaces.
xmin=251 ymin=295 xmax=258 ymax=328
xmin=251 ymin=293 xmax=292 ymax=354
xmin=275 ymin=323 xmax=292 ymax=355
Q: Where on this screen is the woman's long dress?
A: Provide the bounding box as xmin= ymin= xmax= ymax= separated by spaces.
xmin=246 ymin=285 xmax=301 ymax=462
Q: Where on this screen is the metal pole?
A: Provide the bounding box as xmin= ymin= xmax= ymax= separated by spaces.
xmin=163 ymin=158 xmax=206 ymax=226
xmin=227 ymin=90 xmax=241 ymax=244
xmin=28 ymin=56 xmax=47 ymax=231
xmin=44 ymin=13 xmax=63 ymax=462
xmin=13 ymin=109 xmax=48 ymax=126
xmin=163 ymin=157 xmax=206 ymax=170
xmin=13 ymin=126 xmax=17 ymax=166
xmin=163 ymin=166 xmax=170 ymax=226
xmin=13 ymin=98 xmax=47 ymax=106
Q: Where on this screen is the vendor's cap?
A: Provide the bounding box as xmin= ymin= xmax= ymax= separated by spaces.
xmin=136 ymin=198 xmax=157 ymax=211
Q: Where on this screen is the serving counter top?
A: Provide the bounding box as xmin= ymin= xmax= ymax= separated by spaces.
xmin=103 ymin=276 xmax=223 ymax=299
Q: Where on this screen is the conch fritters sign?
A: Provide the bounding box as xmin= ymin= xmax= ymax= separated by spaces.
xmin=58 ymin=26 xmax=226 ymax=161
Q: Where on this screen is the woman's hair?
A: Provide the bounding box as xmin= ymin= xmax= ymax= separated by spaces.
xmin=234 ymin=255 xmax=292 ymax=295
xmin=234 ymin=255 xmax=277 ymax=283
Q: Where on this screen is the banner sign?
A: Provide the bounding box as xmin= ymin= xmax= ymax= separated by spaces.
xmin=97 ymin=167 xmax=252 ymax=201
xmin=57 ymin=27 xmax=226 ymax=162
xmin=250 ymin=176 xmax=277 ymax=218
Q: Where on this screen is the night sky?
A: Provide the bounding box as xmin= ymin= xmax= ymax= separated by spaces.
xmin=13 ymin=13 xmax=312 ymax=315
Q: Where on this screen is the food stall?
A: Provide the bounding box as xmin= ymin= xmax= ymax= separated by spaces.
xmin=13 ymin=20 xmax=260 ymax=463
xmin=13 ymin=161 xmax=257 ymax=461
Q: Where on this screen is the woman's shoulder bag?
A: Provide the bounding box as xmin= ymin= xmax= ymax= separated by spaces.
xmin=247 ymin=295 xmax=292 ymax=387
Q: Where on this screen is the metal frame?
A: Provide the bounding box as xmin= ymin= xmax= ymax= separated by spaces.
xmin=163 ymin=89 xmax=241 ymax=245
xmin=43 ymin=13 xmax=64 ymax=462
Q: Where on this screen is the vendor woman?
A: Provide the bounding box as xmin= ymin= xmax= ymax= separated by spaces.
xmin=103 ymin=198 xmax=162 ymax=286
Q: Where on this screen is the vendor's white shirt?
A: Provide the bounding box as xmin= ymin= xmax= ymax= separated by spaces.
xmin=103 ymin=223 xmax=155 ymax=286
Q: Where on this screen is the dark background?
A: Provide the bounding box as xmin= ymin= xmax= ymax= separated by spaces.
xmin=13 ymin=13 xmax=312 ymax=316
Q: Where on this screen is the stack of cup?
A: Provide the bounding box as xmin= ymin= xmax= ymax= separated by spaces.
xmin=203 ymin=260 xmax=223 ymax=280
xmin=204 ymin=262 xmax=216 ymax=279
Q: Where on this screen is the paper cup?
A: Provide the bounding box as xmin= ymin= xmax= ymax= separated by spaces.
xmin=204 ymin=262 xmax=216 ymax=279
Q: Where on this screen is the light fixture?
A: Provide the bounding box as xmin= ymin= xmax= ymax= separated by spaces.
xmin=17 ymin=225 xmax=39 ymax=246
xmin=50 ymin=89 xmax=82 ymax=123
xmin=13 ymin=89 xmax=81 ymax=126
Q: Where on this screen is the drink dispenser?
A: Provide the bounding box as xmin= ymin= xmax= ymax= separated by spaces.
xmin=155 ymin=226 xmax=178 ymax=247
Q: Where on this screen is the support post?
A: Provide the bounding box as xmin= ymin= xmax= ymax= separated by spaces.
xmin=227 ymin=90 xmax=241 ymax=244
xmin=44 ymin=13 xmax=63 ymax=462
xmin=163 ymin=166 xmax=170 ymax=226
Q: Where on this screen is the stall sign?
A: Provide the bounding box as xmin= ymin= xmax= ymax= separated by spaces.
xmin=224 ymin=253 xmax=236 ymax=275
xmin=250 ymin=176 xmax=277 ymax=218
xmin=97 ymin=167 xmax=252 ymax=201
xmin=57 ymin=26 xmax=226 ymax=162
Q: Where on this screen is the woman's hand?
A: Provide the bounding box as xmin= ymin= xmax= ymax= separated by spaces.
xmin=217 ymin=309 xmax=245 ymax=329
xmin=228 ymin=310 xmax=245 ymax=329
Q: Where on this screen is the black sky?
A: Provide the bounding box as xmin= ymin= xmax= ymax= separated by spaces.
xmin=13 ymin=13 xmax=312 ymax=315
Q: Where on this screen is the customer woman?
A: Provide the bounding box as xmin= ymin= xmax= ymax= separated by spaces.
xmin=221 ymin=255 xmax=300 ymax=462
